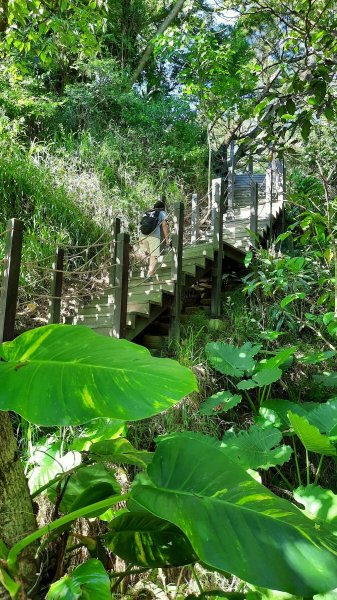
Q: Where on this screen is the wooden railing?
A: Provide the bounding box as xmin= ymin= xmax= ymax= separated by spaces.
xmin=0 ymin=153 xmax=285 ymax=343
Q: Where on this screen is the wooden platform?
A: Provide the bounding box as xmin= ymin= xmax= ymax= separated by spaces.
xmin=69 ymin=171 xmax=284 ymax=341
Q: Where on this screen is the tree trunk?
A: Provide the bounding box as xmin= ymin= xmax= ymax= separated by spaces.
xmin=0 ymin=412 xmax=37 ymax=598
xmin=129 ymin=0 xmax=187 ymax=87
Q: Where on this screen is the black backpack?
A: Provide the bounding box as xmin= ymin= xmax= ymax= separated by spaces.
xmin=140 ymin=209 xmax=160 ymax=235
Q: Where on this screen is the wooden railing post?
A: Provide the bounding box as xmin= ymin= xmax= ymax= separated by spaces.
xmin=265 ymin=164 xmax=273 ymax=246
xmin=211 ymin=177 xmax=227 ymax=318
xmin=113 ymin=232 xmax=130 ymax=339
xmin=250 ymin=182 xmax=259 ymax=247
xmin=0 ymin=219 xmax=24 ymax=343
xmin=276 ymin=158 xmax=286 ymax=233
xmin=48 ymin=247 xmax=64 ymax=324
xmin=191 ymin=193 xmax=199 ymax=244
xmin=170 ymin=202 xmax=184 ymax=342
xmin=228 ymin=140 xmax=235 ymax=215
xmin=110 ymin=217 xmax=121 ymax=286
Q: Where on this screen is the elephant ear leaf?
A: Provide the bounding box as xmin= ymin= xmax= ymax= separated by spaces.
xmin=131 ymin=432 xmax=337 ymax=596
xmin=220 ymin=425 xmax=292 ymax=470
xmin=105 ymin=511 xmax=197 ymax=567
xmin=205 ymin=342 xmax=260 ymax=377
xmin=0 ymin=325 xmax=197 ymax=426
xmin=199 ymin=391 xmax=242 ymax=415
xmin=47 ymin=559 xmax=110 ymax=599
xmin=288 ymin=412 xmax=336 ymax=456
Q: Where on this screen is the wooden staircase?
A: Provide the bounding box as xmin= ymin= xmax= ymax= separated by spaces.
xmin=70 ymin=170 xmax=285 ymax=342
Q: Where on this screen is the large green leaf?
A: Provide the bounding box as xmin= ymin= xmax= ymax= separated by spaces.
xmin=46 ymin=559 xmax=110 ymax=599
xmin=105 ymin=511 xmax=197 ymax=567
xmin=0 ymin=325 xmax=197 ymax=425
xmin=48 ymin=464 xmax=120 ymax=514
xmin=288 ymin=412 xmax=336 ymax=456
xmin=131 ymin=432 xmax=337 ymax=595
xmin=220 ymin=426 xmax=292 ymax=470
xmin=294 ymin=485 xmax=337 ymax=534
xmin=205 ymin=342 xmax=261 ymax=377
xmin=90 ymin=438 xmax=153 ymax=468
xmin=199 ymin=391 xmax=242 ymax=415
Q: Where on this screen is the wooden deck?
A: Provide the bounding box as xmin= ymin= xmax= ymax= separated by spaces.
xmin=71 ymin=170 xmax=285 ymax=341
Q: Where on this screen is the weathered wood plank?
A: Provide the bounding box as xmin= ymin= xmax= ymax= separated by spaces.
xmin=0 ymin=219 xmax=24 ymax=343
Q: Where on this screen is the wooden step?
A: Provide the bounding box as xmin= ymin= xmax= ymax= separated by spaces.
xmin=128 ymin=289 xmax=164 ymax=306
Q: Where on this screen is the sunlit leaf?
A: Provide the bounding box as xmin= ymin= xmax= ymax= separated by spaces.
xmin=288 ymin=412 xmax=336 ymax=456
xmin=47 ymin=559 xmax=110 ymax=599
xmin=0 ymin=325 xmax=197 ymax=425
xmin=132 ymin=432 xmax=337 ymax=595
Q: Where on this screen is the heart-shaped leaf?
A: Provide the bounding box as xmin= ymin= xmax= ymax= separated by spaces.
xmin=221 ymin=425 xmax=292 ymax=470
xmin=199 ymin=391 xmax=242 ymax=415
xmin=47 ymin=559 xmax=110 ymax=599
xmin=0 ymin=325 xmax=197 ymax=425
xmin=206 ymin=342 xmax=261 ymax=377
xmin=132 ymin=432 xmax=337 ymax=595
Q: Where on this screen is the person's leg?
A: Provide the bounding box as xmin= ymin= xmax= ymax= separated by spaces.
xmin=147 ymin=236 xmax=160 ymax=276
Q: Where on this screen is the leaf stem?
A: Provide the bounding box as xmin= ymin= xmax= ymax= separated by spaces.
xmin=191 ymin=565 xmax=203 ymax=594
xmin=243 ymin=391 xmax=257 ymax=414
xmin=31 ymin=461 xmax=89 ymax=499
xmin=306 ymin=450 xmax=310 ymax=486
xmin=292 ymin=438 xmax=302 ymax=487
xmin=274 ymin=466 xmax=293 ymax=491
xmin=7 ymin=494 xmax=128 ymax=574
xmin=314 ymin=455 xmax=324 ymax=485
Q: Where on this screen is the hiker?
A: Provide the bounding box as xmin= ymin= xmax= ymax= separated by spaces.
xmin=140 ymin=199 xmax=170 ymax=277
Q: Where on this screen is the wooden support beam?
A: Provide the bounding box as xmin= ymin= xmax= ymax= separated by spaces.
xmin=113 ymin=232 xmax=130 ymax=339
xmin=250 ymin=182 xmax=258 ymax=247
xmin=0 ymin=219 xmax=24 ymax=343
xmin=276 ymin=158 xmax=286 ymax=233
xmin=169 ymin=202 xmax=184 ymax=342
xmin=110 ymin=217 xmax=121 ymax=286
xmin=191 ymin=193 xmax=200 ymax=244
xmin=211 ymin=178 xmax=227 ymax=318
xmin=48 ymin=247 xmax=64 ymax=324
xmin=228 ymin=140 xmax=235 ymax=213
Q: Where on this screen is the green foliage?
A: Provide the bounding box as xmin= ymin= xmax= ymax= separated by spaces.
xmin=288 ymin=412 xmax=336 ymax=456
xmin=131 ymin=432 xmax=337 ymax=595
xmin=89 ymin=437 xmax=153 ymax=467
xmin=105 ymin=511 xmax=197 ymax=567
xmin=0 ymin=325 xmax=197 ymax=425
xmin=48 ymin=464 xmax=120 ymax=514
xmin=46 ymin=559 xmax=111 ymax=600
xmin=205 ymin=341 xmax=261 ymax=377
xmin=27 ymin=437 xmax=81 ymax=494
